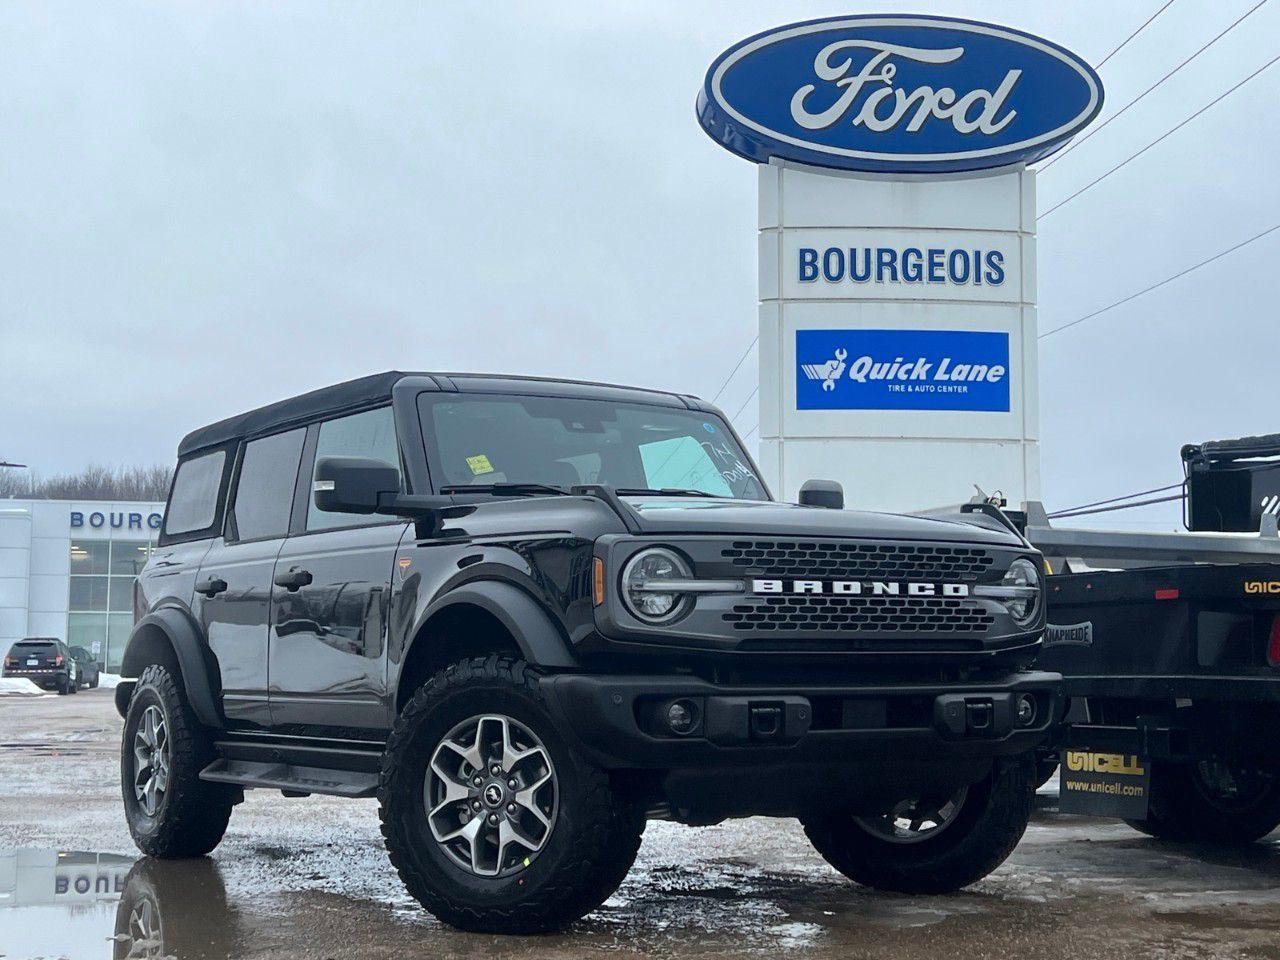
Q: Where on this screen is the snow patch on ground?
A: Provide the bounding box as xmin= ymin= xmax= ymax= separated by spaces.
xmin=0 ymin=678 xmax=49 ymax=697
xmin=97 ymin=673 xmax=124 ymax=689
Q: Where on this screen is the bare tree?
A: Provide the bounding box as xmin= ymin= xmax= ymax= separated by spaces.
xmin=0 ymin=464 xmax=173 ymax=501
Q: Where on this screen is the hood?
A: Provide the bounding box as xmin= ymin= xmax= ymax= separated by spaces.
xmin=620 ymin=497 xmax=1022 ymax=547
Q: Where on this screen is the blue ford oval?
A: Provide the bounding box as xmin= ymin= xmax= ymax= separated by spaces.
xmin=697 ymin=15 xmax=1103 ymax=174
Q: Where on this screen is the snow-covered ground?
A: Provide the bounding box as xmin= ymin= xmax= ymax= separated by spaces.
xmin=0 ymin=678 xmax=48 ymax=697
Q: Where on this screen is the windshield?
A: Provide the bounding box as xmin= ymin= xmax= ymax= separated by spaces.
xmin=419 ymin=393 xmax=768 ymax=500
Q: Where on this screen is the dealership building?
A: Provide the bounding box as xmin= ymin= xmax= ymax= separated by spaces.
xmin=0 ymin=499 xmax=165 ymax=672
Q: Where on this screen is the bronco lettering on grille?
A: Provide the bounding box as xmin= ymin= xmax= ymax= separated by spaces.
xmin=751 ymin=579 xmax=970 ymax=597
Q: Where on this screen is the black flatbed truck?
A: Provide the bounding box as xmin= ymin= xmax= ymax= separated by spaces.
xmin=1022 ymin=479 xmax=1280 ymax=843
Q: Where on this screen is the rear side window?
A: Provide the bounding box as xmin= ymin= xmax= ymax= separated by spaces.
xmin=230 ymin=429 xmax=306 ymax=541
xmin=306 ymin=407 xmax=401 ymax=531
xmin=164 ymin=450 xmax=227 ymax=538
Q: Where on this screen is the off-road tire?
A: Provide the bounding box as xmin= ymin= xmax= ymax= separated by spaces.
xmin=1126 ymin=760 xmax=1280 ymax=844
xmin=802 ymin=753 xmax=1035 ymax=893
xmin=122 ymin=664 xmax=237 ymax=858
xmin=379 ymin=656 xmax=644 ymax=933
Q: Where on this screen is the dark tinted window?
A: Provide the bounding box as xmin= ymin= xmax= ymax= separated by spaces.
xmin=165 ymin=450 xmax=227 ymax=536
xmin=306 ymin=407 xmax=401 ymax=531
xmin=12 ymin=641 xmax=57 ymax=656
xmin=231 ymin=429 xmax=306 ymax=541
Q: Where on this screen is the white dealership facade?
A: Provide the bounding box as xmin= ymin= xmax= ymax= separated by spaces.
xmin=0 ymin=499 xmax=164 ymax=670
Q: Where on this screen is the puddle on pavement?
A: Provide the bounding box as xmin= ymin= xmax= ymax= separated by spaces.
xmin=4 ymin=833 xmax=1280 ymax=960
xmin=1 ymin=850 xmax=259 ymax=960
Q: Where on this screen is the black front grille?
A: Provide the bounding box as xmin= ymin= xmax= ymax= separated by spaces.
xmin=723 ymin=595 xmax=996 ymax=634
xmin=721 ymin=540 xmax=995 ymax=581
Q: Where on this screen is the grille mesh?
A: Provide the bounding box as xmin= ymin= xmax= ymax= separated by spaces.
xmin=721 ymin=540 xmax=995 ymax=581
xmin=723 ymin=595 xmax=995 ymax=633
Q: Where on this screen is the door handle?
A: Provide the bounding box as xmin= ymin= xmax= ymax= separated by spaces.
xmin=195 ymin=576 xmax=228 ymax=598
xmin=274 ymin=568 xmax=313 ymax=591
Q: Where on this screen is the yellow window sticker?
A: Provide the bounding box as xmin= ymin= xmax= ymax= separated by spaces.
xmin=466 ymin=454 xmax=495 ymax=476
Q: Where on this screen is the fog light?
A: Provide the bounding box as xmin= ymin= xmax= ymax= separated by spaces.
xmin=665 ymin=699 xmax=698 ymax=735
xmin=1016 ymin=695 xmax=1037 ymax=727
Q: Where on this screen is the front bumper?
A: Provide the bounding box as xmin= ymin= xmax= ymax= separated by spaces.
xmin=543 ymin=669 xmax=1061 ymax=770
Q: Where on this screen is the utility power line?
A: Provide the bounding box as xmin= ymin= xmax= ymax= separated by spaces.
xmin=1039 ymin=52 xmax=1280 ymax=221
xmin=1095 ymin=0 xmax=1180 ymax=69
xmin=730 ymin=385 xmax=759 ymax=424
xmin=709 ymin=338 xmax=757 ymax=404
xmin=1039 ymin=221 xmax=1280 ymax=340
xmin=1040 ymin=0 xmax=1269 ymax=172
xmin=741 ymin=422 xmax=759 ymax=441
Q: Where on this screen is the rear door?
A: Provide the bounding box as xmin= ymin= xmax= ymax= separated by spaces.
xmin=268 ymin=407 xmax=407 ymax=732
xmin=191 ymin=430 xmax=306 ymax=727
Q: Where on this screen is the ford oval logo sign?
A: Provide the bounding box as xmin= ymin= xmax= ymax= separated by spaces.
xmin=697 ymin=15 xmax=1103 ymax=174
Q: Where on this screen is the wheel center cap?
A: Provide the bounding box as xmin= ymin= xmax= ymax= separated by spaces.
xmin=482 ymin=783 xmax=504 ymax=807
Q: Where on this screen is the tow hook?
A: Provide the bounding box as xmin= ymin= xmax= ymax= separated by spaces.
xmin=704 ymin=696 xmax=811 ymax=746
xmin=934 ymin=692 xmax=1038 ymax=739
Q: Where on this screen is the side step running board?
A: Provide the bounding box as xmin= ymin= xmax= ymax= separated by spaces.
xmin=200 ymin=758 xmax=379 ymax=798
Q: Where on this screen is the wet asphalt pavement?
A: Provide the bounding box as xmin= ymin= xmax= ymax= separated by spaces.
xmin=1 ymin=690 xmax=1278 ymax=959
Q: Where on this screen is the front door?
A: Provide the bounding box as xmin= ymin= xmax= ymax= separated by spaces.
xmin=268 ymin=406 xmax=406 ymax=733
xmin=195 ymin=428 xmax=306 ymax=727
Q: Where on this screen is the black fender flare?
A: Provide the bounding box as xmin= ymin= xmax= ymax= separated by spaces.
xmin=117 ymin=607 xmax=224 ymax=729
xmin=418 ymin=580 xmax=580 ymax=671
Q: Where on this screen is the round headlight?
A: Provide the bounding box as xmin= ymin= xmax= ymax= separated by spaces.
xmin=622 ymin=548 xmax=692 ymax=623
xmin=1002 ymin=557 xmax=1042 ymax=626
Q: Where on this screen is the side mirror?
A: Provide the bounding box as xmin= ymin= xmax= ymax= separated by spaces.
xmin=799 ymin=479 xmax=844 ymax=510
xmin=313 ymin=457 xmax=402 ymax=514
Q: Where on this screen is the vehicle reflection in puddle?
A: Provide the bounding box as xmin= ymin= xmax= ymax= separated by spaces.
xmin=0 ymin=850 xmax=241 ymax=960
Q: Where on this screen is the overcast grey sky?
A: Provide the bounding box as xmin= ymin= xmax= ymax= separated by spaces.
xmin=2 ymin=1 xmax=1278 ymax=525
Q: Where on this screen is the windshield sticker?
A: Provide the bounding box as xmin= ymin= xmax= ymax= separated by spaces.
xmin=703 ymin=422 xmax=717 ymax=433
xmin=466 ymin=454 xmax=495 ymax=476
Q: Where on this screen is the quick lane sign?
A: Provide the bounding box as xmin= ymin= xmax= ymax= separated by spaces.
xmin=1058 ymin=750 xmax=1151 ymax=820
xmin=796 ymin=329 xmax=1011 ymax=412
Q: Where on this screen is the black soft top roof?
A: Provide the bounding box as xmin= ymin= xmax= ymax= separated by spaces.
xmin=177 ymin=371 xmax=704 ymax=457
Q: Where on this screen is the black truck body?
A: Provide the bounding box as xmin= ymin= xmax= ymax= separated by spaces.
xmin=1024 ymin=439 xmax=1280 ymax=841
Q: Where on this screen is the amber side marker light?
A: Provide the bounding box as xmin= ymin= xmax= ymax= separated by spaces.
xmin=593 ymin=557 xmax=605 ymax=606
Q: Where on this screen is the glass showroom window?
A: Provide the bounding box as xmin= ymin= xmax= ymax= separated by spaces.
xmin=68 ymin=539 xmax=151 ymax=672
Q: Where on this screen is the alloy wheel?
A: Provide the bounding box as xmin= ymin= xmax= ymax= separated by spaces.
xmin=132 ymin=705 xmax=170 ymax=817
xmin=424 ymin=714 xmax=558 ymax=877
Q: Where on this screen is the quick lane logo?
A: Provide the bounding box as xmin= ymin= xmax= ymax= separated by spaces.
xmin=1064 ymin=751 xmax=1145 ymax=777
xmin=1244 ymin=580 xmax=1280 ymax=595
xmin=752 ymin=579 xmax=969 ymax=597
xmin=797 ymin=329 xmax=1011 ymax=412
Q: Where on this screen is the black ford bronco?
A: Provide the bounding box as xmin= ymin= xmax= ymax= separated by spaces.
xmin=117 ymin=371 xmax=1057 ymax=932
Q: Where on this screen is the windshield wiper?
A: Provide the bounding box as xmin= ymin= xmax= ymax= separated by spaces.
xmin=615 ymin=487 xmax=723 ymax=498
xmin=440 ymin=483 xmax=570 ymax=497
